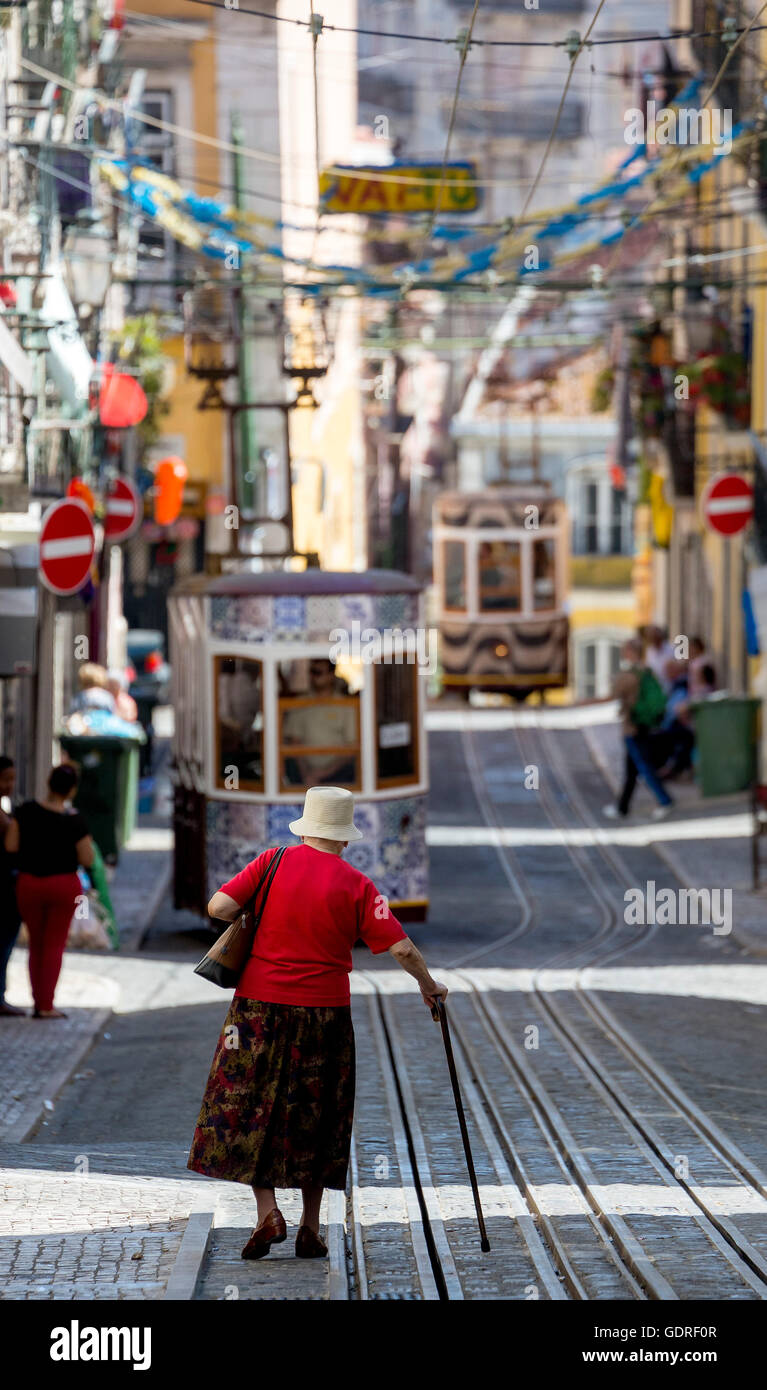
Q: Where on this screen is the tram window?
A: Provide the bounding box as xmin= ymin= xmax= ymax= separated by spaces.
xmin=279 ymin=658 xmax=360 ymax=791
xmin=532 ymin=538 xmax=557 ymax=611
xmin=215 ymin=656 xmax=264 ymax=791
xmin=478 ymin=540 xmax=521 ymax=612
xmin=443 ymin=540 xmax=466 ymax=611
xmin=375 ymin=662 xmax=418 ymax=787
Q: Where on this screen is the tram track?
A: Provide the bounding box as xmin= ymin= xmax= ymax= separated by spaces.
xmin=437 ymin=712 xmax=767 ymax=1300
xmin=515 ymin=719 xmax=767 ymax=1209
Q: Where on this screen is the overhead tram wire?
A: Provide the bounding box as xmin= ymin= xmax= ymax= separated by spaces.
xmin=601 ymin=1 xmax=767 ymax=281
xmin=179 ymin=0 xmax=767 ymax=49
xmin=517 ymin=0 xmax=607 ymax=225
xmin=124 ymin=8 xmax=704 ymax=82
xmin=22 ymin=54 xmax=691 ymax=192
xmin=425 ymin=0 xmax=482 ymax=241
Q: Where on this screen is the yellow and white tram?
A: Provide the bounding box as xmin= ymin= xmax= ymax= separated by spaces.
xmin=433 ymin=486 xmax=570 ymax=698
xmin=168 ymin=568 xmax=429 ymax=921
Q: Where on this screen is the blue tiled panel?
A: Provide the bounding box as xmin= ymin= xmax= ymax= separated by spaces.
xmin=205 ymin=792 xmax=428 ymax=908
xmin=338 ymin=594 xmax=375 ymax=631
xmin=306 ymin=595 xmax=343 ymax=640
xmin=267 ymin=802 xmax=303 ymax=840
xmin=374 ymin=593 xmax=408 ymax=628
xmin=210 ymin=595 xmax=272 ymax=642
xmin=272 ymin=595 xmax=307 ymax=637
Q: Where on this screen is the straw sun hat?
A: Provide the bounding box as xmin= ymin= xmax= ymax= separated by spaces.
xmin=289 ymin=786 xmax=363 ymax=842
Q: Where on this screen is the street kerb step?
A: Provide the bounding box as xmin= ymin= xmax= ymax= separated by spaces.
xmin=163 ymin=1210 xmax=214 ymax=1299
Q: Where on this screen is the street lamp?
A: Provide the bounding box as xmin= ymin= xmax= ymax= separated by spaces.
xmin=183 ymin=284 xmax=239 ymax=406
xmin=62 ymin=219 xmax=112 ymax=320
xmin=283 ymin=300 xmax=329 ymax=408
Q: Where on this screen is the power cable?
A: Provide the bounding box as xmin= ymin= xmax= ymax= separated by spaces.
xmin=177 ymin=0 xmax=767 ymax=50
xmin=518 ymin=0 xmax=607 ymax=225
xmin=426 ymin=0 xmax=482 ymax=237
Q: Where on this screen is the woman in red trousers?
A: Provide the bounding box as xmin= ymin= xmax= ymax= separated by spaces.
xmin=4 ymin=764 xmax=95 ymax=1018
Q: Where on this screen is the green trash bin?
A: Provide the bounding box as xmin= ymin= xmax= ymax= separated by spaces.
xmin=58 ymin=732 xmax=146 ymax=863
xmin=691 ymin=696 xmax=761 ymax=798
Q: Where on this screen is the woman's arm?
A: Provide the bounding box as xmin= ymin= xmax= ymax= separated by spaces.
xmin=207 ymin=891 xmax=242 ymax=922
xmin=75 ymin=834 xmax=95 ymax=870
xmin=389 ymin=936 xmax=448 ymax=1010
xmin=4 ymin=817 xmax=19 ymax=854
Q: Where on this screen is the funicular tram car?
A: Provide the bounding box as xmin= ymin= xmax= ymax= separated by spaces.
xmin=168 ymin=568 xmax=429 ymax=922
xmin=433 ymin=486 xmax=569 ymax=698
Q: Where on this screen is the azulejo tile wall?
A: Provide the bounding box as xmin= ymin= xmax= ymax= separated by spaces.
xmin=209 ymin=592 xmax=422 ymax=647
xmin=206 ymin=793 xmax=428 ymax=906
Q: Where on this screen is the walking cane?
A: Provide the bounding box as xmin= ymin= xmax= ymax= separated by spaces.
xmin=430 ymin=996 xmax=491 ymax=1252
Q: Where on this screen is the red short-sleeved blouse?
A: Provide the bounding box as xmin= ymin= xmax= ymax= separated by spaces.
xmin=219 ymin=843 xmax=408 ymax=1007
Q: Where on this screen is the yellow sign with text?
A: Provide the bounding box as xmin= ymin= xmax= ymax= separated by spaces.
xmin=319 ymin=162 xmax=480 ymax=215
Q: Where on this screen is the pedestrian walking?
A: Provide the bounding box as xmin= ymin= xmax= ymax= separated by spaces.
xmin=3 ymin=764 xmax=95 ymax=1019
xmin=188 ymin=784 xmax=447 ymax=1260
xmin=643 ymin=625 xmax=675 ymax=691
xmin=602 ymin=638 xmax=675 ymax=821
xmin=0 ymin=756 xmax=24 ymax=1016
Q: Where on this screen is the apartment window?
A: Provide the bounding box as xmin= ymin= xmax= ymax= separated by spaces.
xmin=581 ymin=481 xmax=599 ymax=553
xmin=133 ymin=90 xmax=176 ymax=309
xmin=571 ymin=466 xmax=630 ymax=555
xmin=575 ymin=637 xmax=622 ymax=699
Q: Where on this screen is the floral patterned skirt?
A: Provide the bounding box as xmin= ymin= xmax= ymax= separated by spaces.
xmin=187 ymin=997 xmax=355 ymax=1190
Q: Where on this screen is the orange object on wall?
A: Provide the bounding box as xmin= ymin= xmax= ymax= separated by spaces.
xmin=153 ymin=456 xmax=187 ymax=525
xmin=66 ymin=477 xmax=96 ymax=512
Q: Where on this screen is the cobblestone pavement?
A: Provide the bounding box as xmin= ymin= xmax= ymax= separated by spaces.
xmin=4 ymin=711 xmax=767 ymax=1300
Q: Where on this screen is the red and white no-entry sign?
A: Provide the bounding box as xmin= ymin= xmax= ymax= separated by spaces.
xmin=702 ymin=472 xmax=754 ymax=536
xmin=39 ymin=498 xmax=96 ymax=596
xmin=104 ymin=475 xmax=141 ymax=542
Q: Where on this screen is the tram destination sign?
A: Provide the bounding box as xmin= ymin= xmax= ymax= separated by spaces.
xmin=319 ymin=161 xmax=480 ymax=215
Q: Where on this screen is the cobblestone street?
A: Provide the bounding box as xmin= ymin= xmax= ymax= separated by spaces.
xmin=3 ymin=711 xmax=767 ymax=1303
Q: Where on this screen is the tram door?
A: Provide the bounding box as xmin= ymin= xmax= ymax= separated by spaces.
xmin=173 ymin=785 xmax=207 ymax=913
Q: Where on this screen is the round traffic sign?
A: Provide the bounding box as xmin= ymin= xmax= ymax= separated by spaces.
xmin=105 ymin=475 xmax=141 ymax=541
xmin=39 ymin=498 xmax=96 ymax=596
xmin=702 ymin=472 xmax=754 ymax=537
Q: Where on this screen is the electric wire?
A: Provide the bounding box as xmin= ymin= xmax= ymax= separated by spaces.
xmin=518 ymin=0 xmax=607 ymax=225
xmin=177 ymin=0 xmax=767 ymax=50
xmin=425 ymin=0 xmax=482 ymax=238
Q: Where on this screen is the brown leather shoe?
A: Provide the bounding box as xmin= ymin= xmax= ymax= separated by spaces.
xmin=241 ymin=1208 xmax=287 ymax=1260
xmin=295 ymin=1225 xmax=328 ymax=1259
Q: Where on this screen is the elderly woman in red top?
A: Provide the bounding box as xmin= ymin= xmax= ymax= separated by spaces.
xmin=188 ymin=785 xmax=446 ymax=1260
